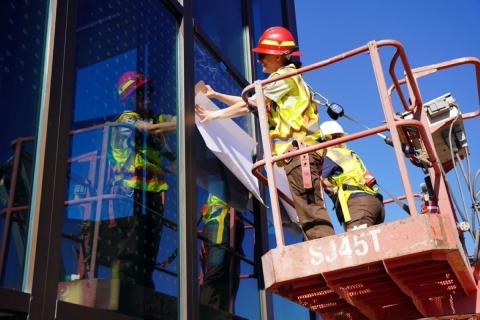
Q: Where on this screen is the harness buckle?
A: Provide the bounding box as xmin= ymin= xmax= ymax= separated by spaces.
xmin=120 ymin=186 xmax=134 ymax=198
xmin=342 ymin=184 xmax=362 ymax=191
xmin=283 ymin=142 xmax=298 ymax=164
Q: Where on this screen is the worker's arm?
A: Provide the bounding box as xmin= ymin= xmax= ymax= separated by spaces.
xmin=320 ymin=176 xmax=333 ymax=188
xmin=320 ymin=155 xmax=338 ymax=190
xmin=136 ymin=116 xmax=177 ymax=135
xmin=203 ymin=85 xmax=244 ymax=105
xmin=195 ymin=101 xmax=250 ymax=123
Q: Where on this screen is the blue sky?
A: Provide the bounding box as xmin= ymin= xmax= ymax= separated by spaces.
xmin=265 ymin=1 xmax=480 ymax=319
xmin=295 ymin=1 xmax=480 ymax=235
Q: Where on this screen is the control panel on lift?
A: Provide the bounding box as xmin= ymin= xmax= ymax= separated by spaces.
xmin=396 ymin=93 xmax=468 ymax=171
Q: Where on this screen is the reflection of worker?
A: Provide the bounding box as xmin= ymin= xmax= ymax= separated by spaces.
xmin=195 ymin=27 xmax=334 ymax=240
xmin=105 ymin=71 xmax=176 ymax=289
xmin=199 ymin=194 xmax=244 ymax=312
xmin=319 ymin=121 xmax=385 ymax=231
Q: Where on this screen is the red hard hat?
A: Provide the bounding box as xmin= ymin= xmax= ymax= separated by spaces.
xmin=252 ymin=26 xmax=302 ymax=56
xmin=118 ymin=71 xmax=151 ymax=100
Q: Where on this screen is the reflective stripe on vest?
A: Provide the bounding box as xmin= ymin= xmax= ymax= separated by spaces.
xmin=327 ymin=147 xmax=377 ymax=222
xmin=267 ymin=65 xmax=322 ymax=156
xmin=110 ymin=111 xmax=167 ymax=192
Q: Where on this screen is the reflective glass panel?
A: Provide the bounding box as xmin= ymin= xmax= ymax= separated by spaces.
xmin=252 ymin=0 xmax=283 ymax=81
xmin=59 ymin=1 xmax=179 ymax=318
xmin=194 ymin=39 xmax=259 ymax=319
xmin=0 ymin=0 xmax=50 ymax=290
xmin=194 ymin=0 xmax=247 ymax=77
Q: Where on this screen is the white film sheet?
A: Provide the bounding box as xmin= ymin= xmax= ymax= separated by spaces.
xmin=195 ymin=92 xmax=265 ymax=206
xmin=195 ymin=88 xmax=302 ymax=235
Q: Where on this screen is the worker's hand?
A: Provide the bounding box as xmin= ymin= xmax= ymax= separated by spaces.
xmin=199 ymin=248 xmax=206 ymax=261
xmin=159 ymin=259 xmax=169 ymax=268
xmin=203 ymin=85 xmax=217 ymax=99
xmin=195 ymin=104 xmax=218 ymax=123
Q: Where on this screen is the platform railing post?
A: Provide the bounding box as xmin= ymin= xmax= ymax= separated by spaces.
xmin=254 ymin=80 xmax=285 ymax=248
xmin=368 ymin=41 xmax=419 ymax=216
xmin=89 ymin=124 xmax=110 ymax=278
xmin=0 ymin=138 xmax=23 ymax=280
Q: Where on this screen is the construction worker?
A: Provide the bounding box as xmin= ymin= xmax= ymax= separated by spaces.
xmin=199 ymin=194 xmax=245 ymax=312
xmin=319 ymin=120 xmax=385 ymax=231
xmin=103 ymin=71 xmax=176 ymax=289
xmin=195 ymin=26 xmax=334 ymax=240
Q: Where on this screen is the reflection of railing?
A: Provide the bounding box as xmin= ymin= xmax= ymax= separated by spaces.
xmin=0 ymin=136 xmax=29 ymax=279
xmin=0 ymin=122 xmax=182 ymax=282
xmin=66 ymin=122 xmax=182 ymax=279
xmin=0 ymin=122 xmax=253 ymax=291
xmin=241 ymin=39 xmax=479 ymax=249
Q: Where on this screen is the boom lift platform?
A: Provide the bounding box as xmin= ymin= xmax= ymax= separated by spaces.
xmin=243 ymin=40 xmax=480 ymax=319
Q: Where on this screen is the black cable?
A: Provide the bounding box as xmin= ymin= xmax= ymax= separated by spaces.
xmin=474 ymin=229 xmax=480 ymax=265
xmin=446 ymin=109 xmax=470 ymax=230
xmin=437 ymin=154 xmax=474 ymax=239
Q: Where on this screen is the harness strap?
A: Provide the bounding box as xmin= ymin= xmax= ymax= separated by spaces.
xmin=337 ymin=188 xmax=351 ymax=223
xmin=108 ymin=185 xmax=117 ymax=227
xmin=342 ymin=184 xmax=362 ymax=191
xmin=298 ymin=141 xmax=313 ymax=189
xmin=285 ymin=141 xmax=313 ymax=189
xmin=338 ymin=183 xmax=382 ymax=223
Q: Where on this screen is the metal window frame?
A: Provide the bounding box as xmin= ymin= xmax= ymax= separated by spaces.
xmin=177 ymin=0 xmax=200 ymax=319
xmin=0 ymin=0 xmax=299 ymax=319
xmin=25 ymin=0 xmax=79 ymax=318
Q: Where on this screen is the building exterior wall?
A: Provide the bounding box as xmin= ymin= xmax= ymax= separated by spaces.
xmin=0 ymin=0 xmax=312 ymax=319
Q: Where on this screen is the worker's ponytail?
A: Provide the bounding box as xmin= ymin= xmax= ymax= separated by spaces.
xmin=282 ymin=56 xmax=302 ymax=69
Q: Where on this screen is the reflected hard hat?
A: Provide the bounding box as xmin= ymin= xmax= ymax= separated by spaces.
xmin=320 ymin=121 xmax=347 ymax=137
xmin=118 ymin=71 xmax=151 ymax=101
xmin=252 ymin=26 xmax=302 ymax=56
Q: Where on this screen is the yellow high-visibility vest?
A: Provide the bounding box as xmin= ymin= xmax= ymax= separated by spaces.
xmin=266 ymin=65 xmax=322 ymax=157
xmin=327 ymin=147 xmax=378 ymax=222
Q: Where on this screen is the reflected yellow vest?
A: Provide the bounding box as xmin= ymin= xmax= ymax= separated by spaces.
xmin=201 ymin=194 xmax=230 ymax=244
xmin=109 ymin=111 xmax=167 ymax=192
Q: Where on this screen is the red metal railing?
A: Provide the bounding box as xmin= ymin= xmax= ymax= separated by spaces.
xmin=241 ymin=39 xmax=478 ymax=250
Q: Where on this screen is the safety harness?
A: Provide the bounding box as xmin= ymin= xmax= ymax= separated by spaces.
xmin=266 ymin=65 xmax=323 ymax=157
xmin=327 ymin=147 xmax=378 ymax=223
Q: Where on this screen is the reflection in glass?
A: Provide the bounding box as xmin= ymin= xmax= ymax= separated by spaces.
xmin=194 ymin=0 xmax=247 ymax=77
xmin=194 ymin=39 xmax=260 ymax=319
xmin=59 ymin=1 xmax=179 ymax=318
xmin=194 ymin=39 xmax=251 ymax=133
xmin=252 ymin=0 xmax=283 ymax=81
xmin=199 ymin=193 xmax=245 ymax=311
xmin=0 ymin=0 xmax=49 ymax=290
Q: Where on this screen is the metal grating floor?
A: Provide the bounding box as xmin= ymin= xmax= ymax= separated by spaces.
xmin=262 ymin=214 xmax=479 ymax=319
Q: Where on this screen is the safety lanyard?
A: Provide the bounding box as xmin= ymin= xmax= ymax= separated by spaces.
xmin=307 ymin=84 xmax=413 ymax=215
xmin=374 ymin=182 xmax=410 ymax=215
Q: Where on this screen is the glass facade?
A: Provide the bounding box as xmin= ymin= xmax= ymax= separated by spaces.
xmin=0 ymin=0 xmax=50 ymax=290
xmin=59 ymin=1 xmax=180 ymax=318
xmin=251 ymin=0 xmax=284 ymax=81
xmin=194 ymin=0 xmax=247 ymax=77
xmin=194 ymin=38 xmax=258 ymax=319
xmin=0 ymin=0 xmax=306 ymax=319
